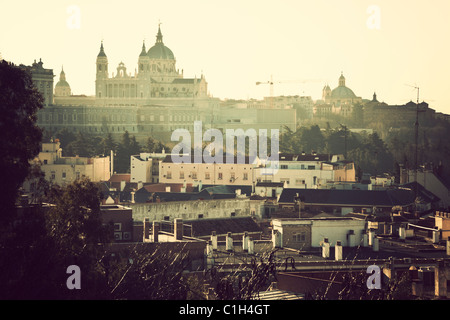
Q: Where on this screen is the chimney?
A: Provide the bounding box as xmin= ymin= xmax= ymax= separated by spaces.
xmin=373 ymin=237 xmax=379 ymax=252
xmin=348 ymin=230 xmax=356 ymax=247
xmin=399 ymin=224 xmax=406 ymax=240
xmin=206 ymin=240 xmax=214 ymax=268
xmin=335 ymin=240 xmax=343 ymax=261
xmin=152 ymin=221 xmax=160 ymax=243
xmin=242 ymin=231 xmax=249 ymax=252
xmin=143 ymin=218 xmax=150 ymax=241
xmin=362 ymin=230 xmax=369 ymax=247
xmin=432 ymin=230 xmax=440 ymax=244
xmin=368 ymin=229 xmax=375 ymax=246
xmin=272 ymin=229 xmax=282 ymax=248
xmin=174 ymin=218 xmax=183 ymax=240
xmin=248 ymin=238 xmax=254 ymax=255
xmin=226 ymin=232 xmax=233 ymax=252
xmin=211 ymin=231 xmax=218 ymax=251
xmin=322 ymin=238 xmax=330 ymax=259
xmin=447 ymin=237 xmax=450 ymax=256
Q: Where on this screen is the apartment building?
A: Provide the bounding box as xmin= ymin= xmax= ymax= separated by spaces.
xmin=255 ymin=153 xmax=355 ymax=188
xmin=159 ymin=155 xmax=259 ymax=188
xmin=35 ymin=141 xmax=110 ymax=186
xmin=130 ymin=151 xmax=168 ymax=184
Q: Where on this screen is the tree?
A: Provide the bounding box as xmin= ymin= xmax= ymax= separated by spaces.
xmin=144 ymin=136 xmax=157 ymax=153
xmin=115 ymin=131 xmax=142 ymax=173
xmin=65 ymin=131 xmax=96 ymax=157
xmin=0 ymin=60 xmax=44 ymax=225
xmin=100 ymin=133 xmax=116 ymax=156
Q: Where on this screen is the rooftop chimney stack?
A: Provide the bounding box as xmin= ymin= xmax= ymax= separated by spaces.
xmin=226 ymin=232 xmax=233 ymax=252
xmin=322 ymin=238 xmax=330 ymax=259
xmin=248 ymin=238 xmax=254 ymax=255
xmin=143 ymin=218 xmax=150 ymax=241
xmin=447 ymin=237 xmax=450 ymax=256
xmin=272 ymin=229 xmax=283 ymax=248
xmin=335 ymin=240 xmax=343 ymax=261
xmin=211 ymin=231 xmax=218 ymax=251
xmin=153 ymin=221 xmax=160 ymax=243
xmin=174 ymin=218 xmax=183 ymax=241
xmin=242 ymin=231 xmax=249 ymax=252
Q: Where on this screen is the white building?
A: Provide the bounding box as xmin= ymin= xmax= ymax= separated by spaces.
xmin=159 ymin=155 xmax=260 ymax=188
xmin=255 ymin=153 xmax=354 ymax=188
xmin=35 ymin=141 xmax=110 ymax=186
xmin=130 ymin=151 xmax=168 ymax=184
xmin=272 ymin=217 xmax=367 ymax=251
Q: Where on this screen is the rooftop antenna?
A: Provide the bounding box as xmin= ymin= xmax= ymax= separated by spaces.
xmin=405 ymin=83 xmax=422 ymax=204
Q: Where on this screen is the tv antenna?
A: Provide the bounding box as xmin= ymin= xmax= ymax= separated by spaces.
xmin=405 ymin=83 xmax=424 ymax=203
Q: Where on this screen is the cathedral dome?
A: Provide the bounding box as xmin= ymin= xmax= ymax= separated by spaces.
xmin=330 ymin=73 xmax=356 ymax=99
xmin=330 ymin=86 xmax=357 ymax=99
xmin=147 ymin=26 xmax=175 ymax=60
xmin=54 ymin=67 xmax=71 ymax=96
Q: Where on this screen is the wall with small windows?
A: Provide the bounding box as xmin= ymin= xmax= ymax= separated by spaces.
xmin=131 ymin=198 xmax=264 ymax=223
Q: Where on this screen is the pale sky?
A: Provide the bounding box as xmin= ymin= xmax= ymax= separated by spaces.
xmin=1 ymin=0 xmax=450 ymax=114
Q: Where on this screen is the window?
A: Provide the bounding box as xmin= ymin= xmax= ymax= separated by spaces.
xmin=295 ymin=179 xmax=305 ymax=185
xmin=114 ymin=223 xmax=122 ymax=231
xmin=281 ymin=165 xmax=288 ymax=169
xmin=243 ymin=173 xmax=248 ymax=180
xmin=166 ymin=171 xmax=172 ymax=179
xmin=62 ymin=172 xmax=66 ymax=179
xmin=76 ymin=172 xmax=80 ymax=180
xmin=293 ymin=232 xmax=306 ymax=242
xmin=218 ymin=172 xmax=223 ymax=180
xmin=43 ymin=160 xmax=48 ymax=164
xmin=179 ymin=172 xmax=184 ymax=179
xmin=191 ymin=172 xmax=197 ymax=179
xmin=205 ymin=172 xmax=210 ymax=180
xmin=51 ymin=171 xmax=55 ymax=180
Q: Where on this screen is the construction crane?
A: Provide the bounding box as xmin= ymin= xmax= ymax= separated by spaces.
xmin=256 ymin=75 xmax=325 ymax=108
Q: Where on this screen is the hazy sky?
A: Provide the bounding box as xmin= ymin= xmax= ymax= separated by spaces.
xmin=1 ymin=0 xmax=450 ymax=114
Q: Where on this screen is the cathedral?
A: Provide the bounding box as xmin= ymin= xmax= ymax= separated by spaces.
xmin=315 ymin=73 xmax=363 ymax=117
xmin=95 ymin=25 xmax=208 ymax=105
xmin=32 ymin=24 xmax=297 ymax=143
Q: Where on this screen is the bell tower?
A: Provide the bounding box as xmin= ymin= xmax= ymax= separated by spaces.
xmin=138 ymin=40 xmax=150 ymax=79
xmin=338 ymin=72 xmax=346 ymax=87
xmin=96 ymin=41 xmax=108 ymax=98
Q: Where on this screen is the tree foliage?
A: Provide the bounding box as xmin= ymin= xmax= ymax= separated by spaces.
xmin=0 ymin=60 xmax=44 ymax=225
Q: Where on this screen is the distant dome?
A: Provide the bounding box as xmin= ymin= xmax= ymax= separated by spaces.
xmin=147 ymin=25 xmax=175 ymax=60
xmin=330 ymin=86 xmax=356 ymax=99
xmin=54 ymin=67 xmax=71 ymax=96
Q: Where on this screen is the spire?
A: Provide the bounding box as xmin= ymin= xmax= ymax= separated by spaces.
xmin=156 ymin=24 xmax=163 ymax=44
xmin=60 ymin=66 xmax=66 ymax=81
xmin=140 ymin=40 xmax=147 ymax=57
xmin=98 ymin=41 xmax=107 ymax=57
